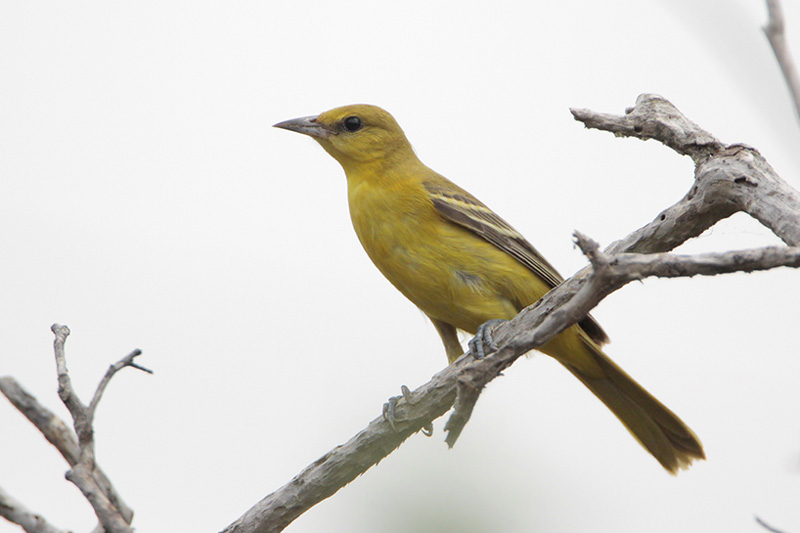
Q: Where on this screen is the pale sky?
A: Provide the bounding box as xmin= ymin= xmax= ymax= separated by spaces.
xmin=1 ymin=1 xmax=799 ymax=532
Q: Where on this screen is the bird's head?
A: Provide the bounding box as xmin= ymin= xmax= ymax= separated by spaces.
xmin=274 ymin=104 xmax=416 ymax=170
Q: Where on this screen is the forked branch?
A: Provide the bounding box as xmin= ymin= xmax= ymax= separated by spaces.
xmin=0 ymin=326 xmax=149 ymax=533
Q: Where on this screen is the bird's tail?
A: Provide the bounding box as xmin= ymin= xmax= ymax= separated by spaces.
xmin=560 ymin=336 xmax=704 ymax=474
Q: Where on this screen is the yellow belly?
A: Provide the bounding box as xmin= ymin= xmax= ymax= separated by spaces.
xmin=347 ymin=176 xmax=552 ymax=334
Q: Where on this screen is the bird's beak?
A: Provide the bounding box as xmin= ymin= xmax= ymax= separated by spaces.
xmin=273 ymin=115 xmax=334 ymax=140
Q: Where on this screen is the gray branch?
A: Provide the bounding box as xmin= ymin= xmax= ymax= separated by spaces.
xmin=51 ymin=324 xmax=150 ymax=533
xmin=0 ymin=376 xmax=81 ymax=465
xmin=571 ymin=94 xmax=800 ymax=248
xmin=764 ymin=0 xmax=800 ymax=123
xmin=0 ymin=376 xmax=135 ymax=527
xmin=221 ymin=361 xmax=464 ymax=533
xmin=87 ymin=349 xmax=151 ymax=424
xmin=756 ymin=514 xmax=788 ymax=533
xmin=221 ymin=94 xmax=800 ymax=533
xmin=0 ymin=486 xmax=67 ymax=533
xmin=0 ymin=326 xmax=147 ymax=533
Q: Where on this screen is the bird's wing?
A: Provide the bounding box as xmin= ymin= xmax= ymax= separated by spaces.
xmin=424 ymin=179 xmax=564 ymax=286
xmin=424 ymin=178 xmax=609 ymax=345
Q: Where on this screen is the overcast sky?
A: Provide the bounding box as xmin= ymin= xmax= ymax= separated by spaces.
xmin=1 ymin=1 xmax=799 ymax=532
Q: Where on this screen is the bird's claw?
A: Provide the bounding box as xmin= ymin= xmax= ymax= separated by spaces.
xmin=382 ymin=385 xmax=433 ymax=436
xmin=382 ymin=397 xmax=399 ymax=432
xmin=468 ymin=319 xmax=506 ymax=359
xmin=382 ymin=385 xmax=414 ymax=432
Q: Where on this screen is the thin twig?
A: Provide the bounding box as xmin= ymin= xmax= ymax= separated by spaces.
xmin=755 ymin=515 xmax=787 ymax=533
xmin=52 ymin=324 xmax=85 ymax=422
xmin=48 ymin=323 xmax=148 ymax=533
xmin=87 ymin=349 xmax=150 ymax=423
xmin=764 ymin=0 xmax=800 ymax=123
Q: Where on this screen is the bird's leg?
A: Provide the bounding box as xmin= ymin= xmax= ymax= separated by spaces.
xmin=468 ymin=319 xmax=507 ymax=359
xmin=382 ymin=385 xmax=433 ymax=436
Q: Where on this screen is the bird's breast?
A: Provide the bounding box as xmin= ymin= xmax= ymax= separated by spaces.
xmin=346 ymin=177 xmax=524 ymax=330
xmin=347 ymin=178 xmax=433 ymax=277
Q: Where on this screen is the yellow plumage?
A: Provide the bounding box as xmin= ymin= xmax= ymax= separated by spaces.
xmin=275 ymin=104 xmax=704 ymax=473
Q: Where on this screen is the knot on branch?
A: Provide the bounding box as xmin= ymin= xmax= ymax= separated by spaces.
xmin=573 ymin=231 xmax=607 ymax=270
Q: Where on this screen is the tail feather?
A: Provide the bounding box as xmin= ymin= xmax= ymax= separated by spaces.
xmin=565 ymin=338 xmax=705 ymax=474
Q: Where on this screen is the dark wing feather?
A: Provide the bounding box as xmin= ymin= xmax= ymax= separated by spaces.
xmin=424 ymin=179 xmax=609 ymax=345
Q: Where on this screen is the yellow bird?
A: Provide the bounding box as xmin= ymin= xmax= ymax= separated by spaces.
xmin=274 ymin=104 xmax=704 ymax=473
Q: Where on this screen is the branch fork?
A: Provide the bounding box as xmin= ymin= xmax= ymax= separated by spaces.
xmin=0 ymin=325 xmax=149 ymax=533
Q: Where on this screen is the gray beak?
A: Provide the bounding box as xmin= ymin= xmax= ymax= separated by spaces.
xmin=273 ymin=115 xmax=334 ymax=140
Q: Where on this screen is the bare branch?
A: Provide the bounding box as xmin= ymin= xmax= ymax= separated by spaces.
xmin=572 ymin=95 xmax=800 ymax=248
xmin=570 ymin=93 xmax=724 ymax=164
xmin=48 ymin=323 xmax=147 ymax=533
xmin=0 ymin=376 xmax=80 ymax=464
xmin=52 ymin=324 xmax=86 ymax=433
xmin=87 ymin=349 xmax=150 ymax=424
xmin=764 ymin=0 xmax=800 ymax=123
xmin=756 ymin=515 xmax=788 ymax=533
xmin=2 ymin=328 xmax=148 ymax=531
xmin=527 ymin=236 xmax=800 ymax=347
xmin=222 ymin=361 xmax=463 ymax=533
xmin=0 ymin=376 xmax=135 ymax=525
xmin=0 ymin=485 xmax=67 ymax=533
xmin=65 ymin=466 xmax=131 ymax=533
xmin=589 ymin=241 xmax=800 ymax=279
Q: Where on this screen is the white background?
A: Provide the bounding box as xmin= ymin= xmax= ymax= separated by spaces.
xmin=1 ymin=1 xmax=799 ymax=532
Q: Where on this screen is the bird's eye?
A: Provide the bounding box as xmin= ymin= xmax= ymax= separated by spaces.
xmin=343 ymin=116 xmax=363 ymax=132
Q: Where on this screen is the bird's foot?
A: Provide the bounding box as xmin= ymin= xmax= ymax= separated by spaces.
xmin=468 ymin=319 xmax=507 ymax=359
xmin=382 ymin=385 xmax=433 ymax=436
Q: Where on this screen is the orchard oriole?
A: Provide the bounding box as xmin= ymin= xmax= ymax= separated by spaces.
xmin=274 ymin=105 xmax=704 ymax=473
